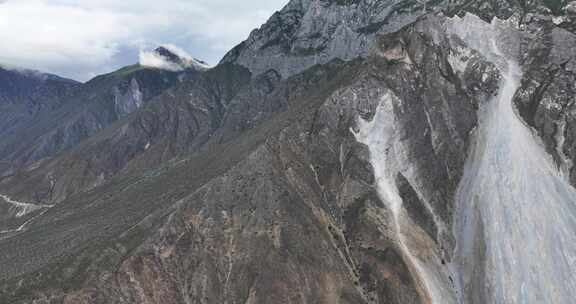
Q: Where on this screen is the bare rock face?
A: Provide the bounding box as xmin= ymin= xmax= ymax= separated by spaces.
xmin=220 ymin=0 xmax=448 ymax=79
xmin=514 ymin=12 xmax=576 ymax=181
xmin=567 ymin=1 xmax=576 ymax=14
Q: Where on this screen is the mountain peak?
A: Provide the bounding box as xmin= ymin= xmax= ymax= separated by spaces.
xmin=153 ymin=46 xmax=185 ymax=64
xmin=139 ymin=44 xmax=210 ymax=72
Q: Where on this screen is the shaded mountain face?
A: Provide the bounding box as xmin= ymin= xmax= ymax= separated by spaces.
xmin=0 ymin=67 xmax=79 ymax=148
xmin=0 ymin=62 xmax=203 ymax=178
xmin=0 ymin=64 xmax=252 ymax=206
xmin=1 ymin=0 xmax=576 ymax=304
xmin=0 ymin=67 xmax=78 ymax=111
xmin=221 ymin=0 xmax=444 ymax=78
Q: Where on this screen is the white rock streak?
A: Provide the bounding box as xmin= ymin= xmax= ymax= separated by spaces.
xmin=0 ymin=194 xmax=45 ymax=218
xmin=451 ymin=14 xmax=576 ymax=304
xmin=355 ymin=13 xmax=576 ymax=303
xmin=354 ymin=93 xmax=456 ymax=304
xmin=0 ymin=194 xmax=52 ymax=234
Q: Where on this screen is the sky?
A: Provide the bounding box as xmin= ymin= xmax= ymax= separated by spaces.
xmin=0 ymin=0 xmax=289 ymax=81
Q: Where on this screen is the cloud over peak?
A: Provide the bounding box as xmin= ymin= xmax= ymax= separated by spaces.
xmin=0 ymin=0 xmax=288 ymax=81
xmin=139 ymin=44 xmax=210 ymax=71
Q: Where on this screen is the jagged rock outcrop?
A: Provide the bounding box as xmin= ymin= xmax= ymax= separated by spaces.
xmin=513 ymin=10 xmax=576 ymax=182
xmin=220 ymin=0 xmax=569 ymax=80
xmin=221 ymin=0 xmax=447 ymax=78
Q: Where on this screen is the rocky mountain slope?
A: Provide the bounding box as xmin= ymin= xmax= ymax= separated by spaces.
xmin=0 ymin=47 xmax=204 ymax=178
xmin=0 ymin=66 xmax=79 ymax=154
xmin=0 ymin=0 xmax=576 ymax=303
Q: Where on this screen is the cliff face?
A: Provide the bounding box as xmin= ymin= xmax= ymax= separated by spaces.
xmin=514 ymin=8 xmax=576 ymax=182
xmin=220 ymin=0 xmax=444 ymax=78
xmin=220 ymin=0 xmax=568 ymax=79
xmin=1 ymin=1 xmax=576 ymax=304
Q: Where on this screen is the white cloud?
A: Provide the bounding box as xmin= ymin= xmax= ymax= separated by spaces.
xmin=139 ymin=50 xmax=184 ymax=72
xmin=0 ymin=0 xmax=288 ymax=81
xmin=139 ymin=44 xmax=210 ymax=71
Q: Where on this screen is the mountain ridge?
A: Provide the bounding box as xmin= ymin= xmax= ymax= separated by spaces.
xmin=1 ymin=0 xmax=576 ymax=303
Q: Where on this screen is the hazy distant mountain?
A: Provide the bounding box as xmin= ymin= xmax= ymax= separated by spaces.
xmin=0 ymin=65 xmax=79 ymax=147
xmin=0 ymin=48 xmax=207 ymax=178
